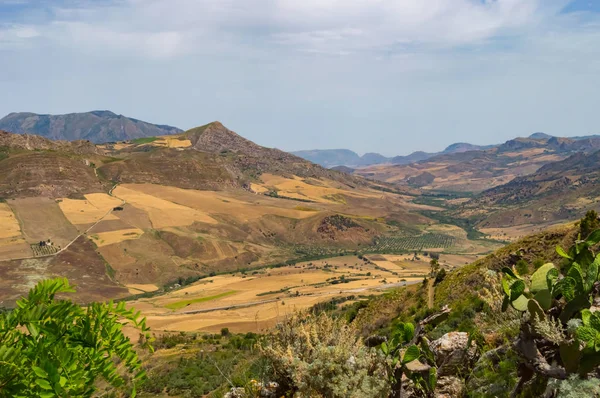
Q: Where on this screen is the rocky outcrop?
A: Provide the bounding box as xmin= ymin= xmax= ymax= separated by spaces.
xmin=435 ymin=376 xmax=465 ymax=398
xmin=429 ymin=332 xmax=478 ymax=377
xmin=0 ymin=130 xmax=100 ymax=155
xmin=223 ymin=381 xmax=278 ymax=398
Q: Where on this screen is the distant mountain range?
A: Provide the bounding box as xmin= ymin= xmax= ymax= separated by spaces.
xmin=455 ymin=148 xmax=600 ymax=229
xmin=294 ymin=132 xmax=600 ymax=170
xmin=292 ymin=142 xmax=493 ymax=168
xmin=352 ymin=132 xmax=600 ymax=193
xmin=0 ymin=111 xmax=182 ymax=143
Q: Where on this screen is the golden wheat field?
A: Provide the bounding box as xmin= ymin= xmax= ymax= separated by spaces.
xmin=0 ymin=203 xmax=22 ymax=239
xmin=112 ymin=185 xmax=219 ymax=228
xmin=115 ymin=183 xmax=319 ymax=223
xmin=253 ymin=173 xmax=382 ymax=204
xmin=151 ymin=136 xmax=193 ymax=148
xmin=89 ymin=228 xmax=144 ymax=247
xmin=129 ymin=255 xmax=428 ymax=333
xmin=0 ymin=204 xmax=30 ymax=259
xmin=126 ymin=283 xmax=160 ymax=295
xmin=58 ymin=193 xmax=122 ymax=226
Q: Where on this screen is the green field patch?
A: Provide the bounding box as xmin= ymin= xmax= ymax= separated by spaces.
xmin=166 ymin=290 xmax=237 ymax=310
xmin=131 ymin=137 xmax=158 ymax=145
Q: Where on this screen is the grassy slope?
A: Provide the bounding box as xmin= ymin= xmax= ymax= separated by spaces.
xmin=350 ymin=222 xmax=579 ymax=396
xmin=355 ymin=222 xmax=577 ymax=338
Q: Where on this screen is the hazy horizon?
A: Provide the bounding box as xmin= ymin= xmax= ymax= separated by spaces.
xmin=1 ymin=0 xmax=599 ymax=157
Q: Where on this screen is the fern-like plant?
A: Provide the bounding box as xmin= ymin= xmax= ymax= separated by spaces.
xmin=0 ymin=278 xmax=152 ymax=397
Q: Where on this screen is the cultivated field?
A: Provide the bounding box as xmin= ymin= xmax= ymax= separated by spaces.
xmin=58 ymin=193 xmax=123 ymax=227
xmin=126 ymin=283 xmax=159 ymax=295
xmin=115 ymin=183 xmax=321 ymax=223
xmin=254 ymin=174 xmax=382 ymax=204
xmin=130 ymin=255 xmax=431 ymax=333
xmin=112 ymin=185 xmax=219 ymax=228
xmin=0 ymin=203 xmax=30 ymax=259
xmin=151 ymin=136 xmax=192 ymax=148
xmin=0 ymin=203 xmax=21 ymax=239
xmin=89 ymin=228 xmax=144 ymax=247
xmin=8 ymin=197 xmax=78 ymax=248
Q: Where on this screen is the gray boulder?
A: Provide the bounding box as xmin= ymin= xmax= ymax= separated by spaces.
xmin=429 ymin=332 xmax=478 ymax=377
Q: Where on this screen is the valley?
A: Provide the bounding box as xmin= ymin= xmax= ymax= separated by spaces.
xmin=127 ymin=252 xmax=479 ymax=334
xmin=4 ymin=1 xmax=600 ymax=395
xmin=0 ymin=123 xmax=501 ymax=321
xmin=2 ymin=117 xmax=600 ymax=398
xmin=0 ymin=119 xmax=598 ymax=339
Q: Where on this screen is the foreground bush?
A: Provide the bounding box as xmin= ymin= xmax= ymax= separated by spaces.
xmin=501 ymin=228 xmax=600 ymax=396
xmin=261 ymin=312 xmax=389 ymax=398
xmin=0 ymin=278 xmax=151 ymax=397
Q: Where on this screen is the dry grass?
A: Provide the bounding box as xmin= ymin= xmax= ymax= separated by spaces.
xmin=89 ymin=228 xmax=144 ymax=247
xmin=165 ymin=291 xmax=238 ymax=310
xmin=150 ymin=135 xmax=192 ymax=148
xmin=0 ymin=203 xmax=32 ymax=259
xmin=255 ymin=174 xmax=381 ymax=204
xmin=365 ymin=254 xmax=431 ymax=276
xmin=9 ymin=197 xmax=79 ymax=247
xmin=58 ymin=193 xmax=122 ymax=225
xmin=0 ymin=241 xmax=31 ymax=260
xmin=480 ymin=222 xmax=565 ymax=242
xmin=0 ymin=203 xmax=22 ymax=239
xmin=131 ymin=256 xmax=425 ymax=333
xmin=126 ymin=283 xmax=159 ymax=295
xmin=115 ymin=183 xmax=318 ymax=223
xmin=251 ymin=183 xmax=269 ymax=194
xmin=113 ymin=185 xmax=218 ymax=228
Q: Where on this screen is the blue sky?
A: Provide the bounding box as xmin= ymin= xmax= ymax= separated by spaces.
xmin=1 ymin=0 xmax=599 ymax=156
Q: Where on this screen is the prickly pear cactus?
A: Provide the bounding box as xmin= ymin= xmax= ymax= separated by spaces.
xmin=500 ymin=228 xmax=600 ymax=382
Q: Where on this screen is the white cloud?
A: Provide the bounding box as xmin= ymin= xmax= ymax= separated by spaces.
xmin=0 ymin=0 xmax=579 ymax=57
xmin=1 ymin=0 xmax=600 ymax=155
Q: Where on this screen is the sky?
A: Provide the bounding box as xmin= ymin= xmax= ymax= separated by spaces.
xmin=1 ymin=0 xmax=599 ymax=156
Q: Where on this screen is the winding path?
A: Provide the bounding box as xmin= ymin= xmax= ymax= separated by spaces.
xmin=5 ymin=184 xmax=125 ymax=262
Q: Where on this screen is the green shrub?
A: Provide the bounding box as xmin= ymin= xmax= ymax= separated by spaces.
xmin=434 ymin=268 xmax=447 ymax=285
xmin=533 ymin=258 xmax=545 ymax=269
xmin=515 ymin=259 xmax=529 ymax=275
xmin=548 ymin=376 xmax=600 ymax=397
xmin=579 ymin=210 xmax=599 ymax=239
xmin=261 ymin=313 xmax=389 ymax=398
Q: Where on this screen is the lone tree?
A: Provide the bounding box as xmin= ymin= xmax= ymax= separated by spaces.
xmin=0 ymin=278 xmax=152 ymax=397
xmin=429 ymin=258 xmax=440 ymax=277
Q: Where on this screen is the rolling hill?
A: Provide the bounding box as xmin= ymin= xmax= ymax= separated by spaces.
xmin=456 ymin=149 xmax=600 ymax=232
xmin=1 ymin=122 xmax=468 ymax=305
xmin=0 ymin=110 xmax=182 ymax=143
